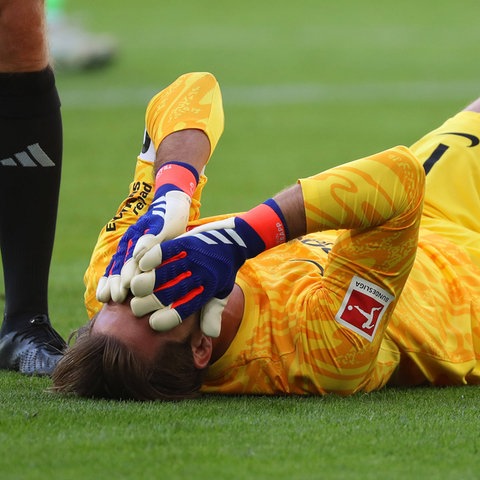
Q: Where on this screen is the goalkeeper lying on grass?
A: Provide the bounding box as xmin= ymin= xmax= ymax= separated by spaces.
xmin=52 ymin=72 xmax=480 ymax=401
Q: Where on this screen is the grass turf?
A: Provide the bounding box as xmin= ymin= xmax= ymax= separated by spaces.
xmin=1 ymin=373 xmax=479 ymax=479
xmin=1 ymin=0 xmax=480 ymax=477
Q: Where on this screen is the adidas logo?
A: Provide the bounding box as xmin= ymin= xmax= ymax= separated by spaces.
xmin=0 ymin=143 xmax=55 ymax=167
xmin=195 ymin=229 xmax=247 ymax=248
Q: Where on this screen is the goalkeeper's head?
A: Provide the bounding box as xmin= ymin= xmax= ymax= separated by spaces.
xmin=51 ymin=300 xmax=212 ymax=401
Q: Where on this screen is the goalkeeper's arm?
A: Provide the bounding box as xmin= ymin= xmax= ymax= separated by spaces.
xmin=130 ymin=145 xmax=422 ymax=336
xmin=129 ymin=181 xmax=307 ymax=336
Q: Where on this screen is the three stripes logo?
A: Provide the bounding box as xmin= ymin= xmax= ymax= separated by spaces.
xmin=0 ymin=143 xmax=55 ymax=167
xmin=185 ymin=218 xmax=248 ymax=249
xmin=194 ymin=228 xmax=247 ymax=248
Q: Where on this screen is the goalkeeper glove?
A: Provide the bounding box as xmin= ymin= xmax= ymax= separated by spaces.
xmin=130 ymin=199 xmax=288 ymax=337
xmin=96 ymin=161 xmax=198 ymax=304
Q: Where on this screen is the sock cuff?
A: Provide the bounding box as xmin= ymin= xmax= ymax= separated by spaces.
xmin=0 ymin=67 xmax=61 ymax=118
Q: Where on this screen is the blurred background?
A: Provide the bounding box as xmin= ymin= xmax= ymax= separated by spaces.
xmin=31 ymin=0 xmax=480 ymax=335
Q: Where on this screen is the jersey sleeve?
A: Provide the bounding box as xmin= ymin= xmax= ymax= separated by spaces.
xmin=299 ymin=145 xmax=424 ymax=234
xmin=145 ymin=72 xmax=224 ymax=164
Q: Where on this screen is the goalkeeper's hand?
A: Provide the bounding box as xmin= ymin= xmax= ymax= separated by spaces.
xmin=129 ymin=199 xmax=287 ymax=337
xmin=96 ymin=161 xmax=198 ymax=304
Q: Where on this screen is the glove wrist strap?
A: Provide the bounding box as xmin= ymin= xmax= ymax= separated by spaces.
xmin=155 ymin=161 xmax=199 ymax=197
xmin=240 ymin=199 xmax=287 ymax=250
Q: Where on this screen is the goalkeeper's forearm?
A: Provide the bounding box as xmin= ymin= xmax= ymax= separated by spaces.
xmin=272 ymin=183 xmax=307 ymax=241
xmin=153 ymin=129 xmax=210 ymax=177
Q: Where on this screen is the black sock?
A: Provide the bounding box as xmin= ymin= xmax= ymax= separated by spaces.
xmin=0 ymin=67 xmax=62 ymax=333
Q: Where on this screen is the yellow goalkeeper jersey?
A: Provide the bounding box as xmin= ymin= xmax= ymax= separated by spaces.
xmin=202 ymin=112 xmax=480 ymax=396
xmin=84 ymin=78 xmax=480 ymax=396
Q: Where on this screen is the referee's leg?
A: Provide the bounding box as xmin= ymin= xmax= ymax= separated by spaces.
xmin=0 ymin=0 xmax=66 ymax=375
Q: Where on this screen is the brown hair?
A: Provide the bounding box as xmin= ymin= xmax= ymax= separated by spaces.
xmin=51 ymin=326 xmax=206 ymax=401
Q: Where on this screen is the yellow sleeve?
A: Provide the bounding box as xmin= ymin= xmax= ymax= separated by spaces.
xmin=145 ymin=72 xmax=224 ymax=162
xmin=145 ymin=71 xmax=225 ymax=219
xmin=299 ymin=146 xmax=423 ymax=234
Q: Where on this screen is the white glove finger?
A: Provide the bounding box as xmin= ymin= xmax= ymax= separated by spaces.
xmin=130 ymin=270 xmax=156 ymax=297
xmin=138 ymin=244 xmax=164 ymax=272
xmin=131 ymin=294 xmax=165 ymax=317
xmin=162 ymin=190 xmax=192 ymax=236
xmin=200 ymin=296 xmax=229 ymax=338
xmin=96 ymin=276 xmax=111 ymax=303
xmin=110 ymin=275 xmax=129 ymax=303
xmin=149 ymin=307 xmax=182 ymax=332
xmin=132 ymin=233 xmax=158 ymax=262
xmin=120 ymin=257 xmax=140 ymax=289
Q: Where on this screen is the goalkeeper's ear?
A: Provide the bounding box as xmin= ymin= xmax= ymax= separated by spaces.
xmin=191 ymin=332 xmax=213 ymax=369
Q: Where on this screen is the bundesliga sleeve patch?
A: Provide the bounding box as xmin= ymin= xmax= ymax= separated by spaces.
xmin=335 ymin=276 xmax=395 ymax=342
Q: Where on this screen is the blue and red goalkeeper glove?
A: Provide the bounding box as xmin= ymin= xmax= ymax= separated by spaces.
xmin=96 ymin=161 xmax=198 ymax=304
xmin=129 ymin=199 xmax=288 ymax=337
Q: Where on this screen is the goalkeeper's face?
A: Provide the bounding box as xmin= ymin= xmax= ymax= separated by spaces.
xmin=91 ymin=300 xmax=212 ymax=368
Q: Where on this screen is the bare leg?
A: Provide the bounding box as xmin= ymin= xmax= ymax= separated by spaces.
xmin=0 ymin=0 xmax=48 ymax=72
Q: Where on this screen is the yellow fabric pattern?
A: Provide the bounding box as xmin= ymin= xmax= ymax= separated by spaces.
xmin=379 ymin=233 xmax=480 ymax=389
xmin=410 ymin=111 xmax=480 ymax=268
xmin=376 ymin=110 xmax=480 ymax=388
xmin=146 ymin=72 xmax=224 ymax=154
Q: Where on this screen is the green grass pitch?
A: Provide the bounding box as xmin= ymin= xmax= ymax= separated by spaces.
xmin=1 ymin=0 xmax=480 ymax=478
